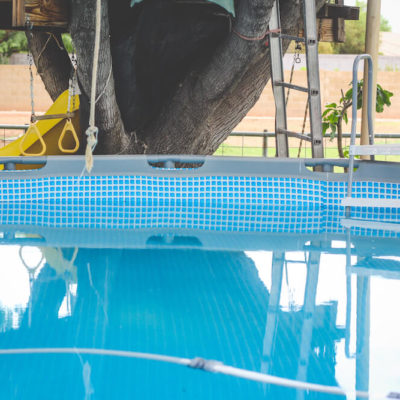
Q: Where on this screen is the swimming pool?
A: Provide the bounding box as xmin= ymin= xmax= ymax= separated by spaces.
xmin=0 ymin=156 xmax=399 ymax=399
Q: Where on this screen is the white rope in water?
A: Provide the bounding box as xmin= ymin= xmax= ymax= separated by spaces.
xmin=84 ymin=0 xmax=102 ymax=173
xmin=0 ymin=347 xmax=385 ymax=399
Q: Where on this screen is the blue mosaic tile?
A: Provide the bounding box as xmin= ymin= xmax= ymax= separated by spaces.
xmin=0 ymin=176 xmax=328 ymax=207
xmin=0 ymin=174 xmax=399 ymax=236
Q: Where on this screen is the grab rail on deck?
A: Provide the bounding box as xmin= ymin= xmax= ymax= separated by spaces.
xmin=343 ymin=55 xmax=400 ymax=210
xmin=346 ymin=54 xmax=375 ymax=203
xmin=0 ymin=156 xmax=47 ymax=171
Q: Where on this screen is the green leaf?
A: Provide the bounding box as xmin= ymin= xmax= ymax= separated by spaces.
xmin=343 ymin=112 xmax=348 ymax=124
xmin=328 ymin=113 xmax=339 ymax=124
xmin=325 ymin=102 xmax=337 ymax=109
xmin=322 ymin=109 xmax=332 ymax=118
xmin=344 ymin=87 xmax=353 ymax=101
xmin=322 ymin=122 xmax=329 ymax=134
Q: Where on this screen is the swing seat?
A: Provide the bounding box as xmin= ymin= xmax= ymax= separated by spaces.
xmin=0 ymin=90 xmax=80 ymax=160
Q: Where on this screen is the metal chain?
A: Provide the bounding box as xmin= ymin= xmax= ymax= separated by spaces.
xmin=25 ymin=16 xmax=36 ymax=123
xmin=71 ymin=53 xmax=77 ymax=112
xmin=285 ymin=42 xmax=302 ymax=106
xmin=28 ymin=52 xmax=35 ymax=122
xmin=67 ymin=48 xmax=78 ymax=114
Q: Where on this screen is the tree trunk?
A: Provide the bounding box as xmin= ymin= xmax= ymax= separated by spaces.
xmin=26 ymin=31 xmax=72 ymax=101
xmin=29 ymin=0 xmax=326 ymax=155
xmin=70 ymin=0 xmax=135 ymax=154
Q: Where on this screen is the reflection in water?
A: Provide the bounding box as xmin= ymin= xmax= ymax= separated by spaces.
xmin=0 ymin=234 xmax=399 ymax=399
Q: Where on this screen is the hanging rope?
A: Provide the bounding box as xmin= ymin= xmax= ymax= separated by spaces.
xmin=85 ymin=0 xmax=102 ymax=173
xmin=28 ymin=50 xmax=36 ymax=122
xmin=36 ymin=32 xmax=64 ymax=68
xmin=232 ymin=28 xmax=281 ymax=43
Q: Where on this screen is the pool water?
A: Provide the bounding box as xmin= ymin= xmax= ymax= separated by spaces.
xmin=0 ymin=222 xmax=399 ymax=399
xmin=1 ymin=157 xmax=400 ymax=399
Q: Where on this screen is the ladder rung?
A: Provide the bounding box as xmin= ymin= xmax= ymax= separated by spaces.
xmin=273 ymin=33 xmax=306 ymax=42
xmin=349 ymin=144 xmax=400 ymax=156
xmin=341 ymin=218 xmax=400 ymax=232
xmin=277 ymin=129 xmax=312 ymax=142
xmin=32 ymin=112 xmax=75 ymax=122
xmin=341 ymin=197 xmax=400 ymax=208
xmin=274 ymin=81 xmax=309 ymax=93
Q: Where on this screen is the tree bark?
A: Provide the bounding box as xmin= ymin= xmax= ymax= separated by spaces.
xmin=138 ymin=0 xmax=274 ymax=154
xmin=26 ymin=31 xmax=72 ymax=101
xmin=137 ymin=0 xmax=325 ymax=154
xmin=70 ymin=0 xmax=135 ymax=154
xmin=29 ymin=0 xmax=326 ymax=155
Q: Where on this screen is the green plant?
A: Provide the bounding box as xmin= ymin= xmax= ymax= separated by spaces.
xmin=333 ymin=0 xmax=392 ymax=55
xmin=383 ymin=64 xmax=400 ymax=72
xmin=61 ymin=34 xmax=74 ymax=54
xmin=0 ymin=31 xmax=28 ymax=63
xmin=322 ymin=80 xmax=393 ymax=158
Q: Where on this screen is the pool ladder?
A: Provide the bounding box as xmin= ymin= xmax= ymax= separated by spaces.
xmin=342 ymin=54 xmax=400 ymax=210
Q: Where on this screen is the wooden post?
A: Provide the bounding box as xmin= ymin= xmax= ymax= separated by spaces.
xmin=12 ymin=0 xmax=25 ymax=26
xmin=303 ymin=3 xmax=360 ymax=43
xmin=334 ymin=0 xmax=345 ymax=43
xmin=360 ymin=0 xmax=381 ymax=157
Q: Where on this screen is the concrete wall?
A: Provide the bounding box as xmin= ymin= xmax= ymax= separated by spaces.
xmin=0 ymin=65 xmax=52 ymax=112
xmin=248 ymin=70 xmax=400 ymax=120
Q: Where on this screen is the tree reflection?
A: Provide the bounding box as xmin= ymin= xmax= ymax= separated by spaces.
xmin=0 ymin=247 xmax=345 ymax=400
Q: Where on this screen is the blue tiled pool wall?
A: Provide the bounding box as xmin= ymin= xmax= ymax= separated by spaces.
xmin=0 ymin=175 xmax=399 ymax=208
xmin=1 ymin=203 xmax=399 ymax=238
xmin=0 ymin=175 xmax=399 ymax=237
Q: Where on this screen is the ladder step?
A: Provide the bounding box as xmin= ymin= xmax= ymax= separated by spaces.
xmin=277 ymin=129 xmax=312 ymax=142
xmin=349 ymin=144 xmax=400 ymax=156
xmin=347 ymin=265 xmax=400 ymax=279
xmin=274 ymin=81 xmax=309 ymax=93
xmin=341 ymin=218 xmax=400 ymax=232
xmin=274 ymin=33 xmax=306 ymax=42
xmin=341 ymin=197 xmax=400 ymax=208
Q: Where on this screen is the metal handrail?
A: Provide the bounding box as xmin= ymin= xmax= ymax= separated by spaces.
xmin=230 ymin=131 xmax=400 ymax=139
xmin=347 ymin=54 xmax=374 ymax=200
xmin=0 ymin=124 xmax=29 ymax=130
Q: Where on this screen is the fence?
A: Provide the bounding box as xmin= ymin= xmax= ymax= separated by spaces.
xmin=217 ymin=131 xmax=400 ymax=161
xmin=0 ymin=124 xmax=28 ymax=148
xmin=1 ymin=124 xmax=400 ymax=161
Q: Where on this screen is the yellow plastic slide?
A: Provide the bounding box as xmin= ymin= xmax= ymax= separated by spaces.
xmin=0 ymin=90 xmax=80 ymax=158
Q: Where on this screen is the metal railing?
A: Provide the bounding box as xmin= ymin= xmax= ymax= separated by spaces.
xmin=221 ymin=131 xmax=400 ymax=160
xmin=0 ymin=124 xmax=29 ymax=147
xmin=1 ymin=124 xmax=399 ymax=161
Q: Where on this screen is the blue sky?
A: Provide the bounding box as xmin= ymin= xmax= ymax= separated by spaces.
xmin=346 ymin=0 xmax=400 ymax=33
